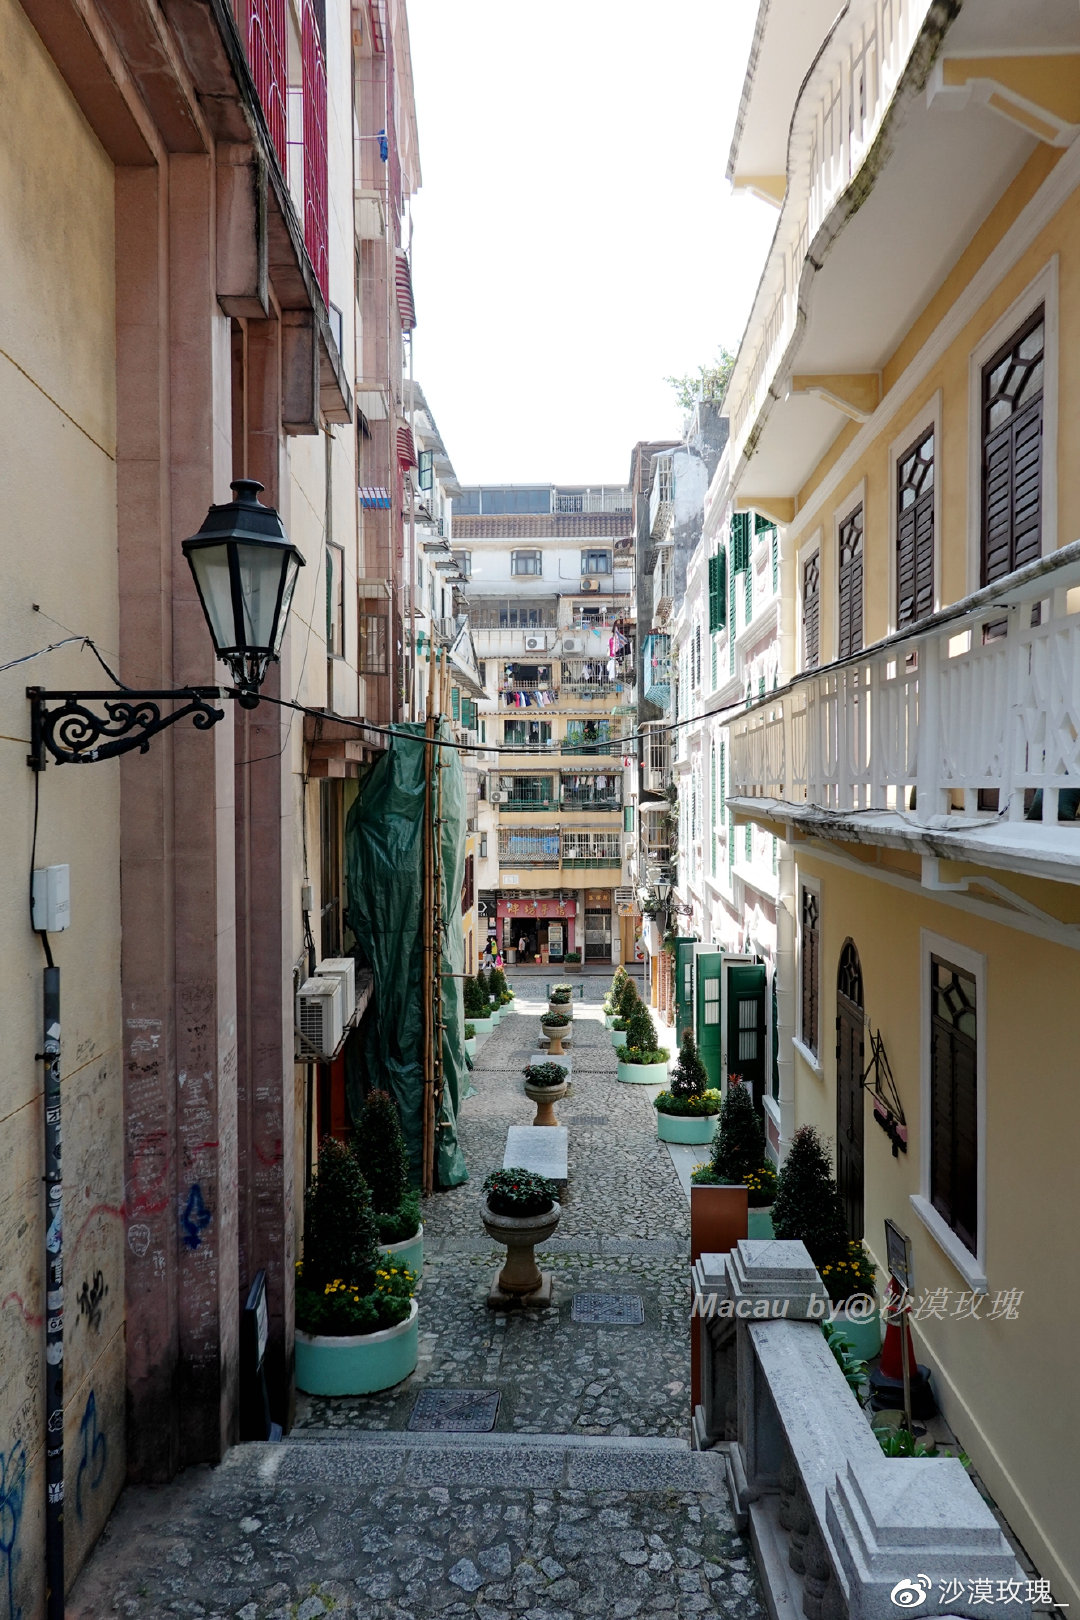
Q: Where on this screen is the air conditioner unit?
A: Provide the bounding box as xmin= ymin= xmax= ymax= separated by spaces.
xmin=315 ymin=957 xmax=356 ymax=1024
xmin=561 ymin=635 xmax=585 ymax=653
xmin=296 ymin=976 xmax=344 ymax=1059
xmin=524 ymin=634 xmax=548 ymax=651
xmin=580 ymin=578 xmax=600 ymax=593
xmin=493 ymin=789 xmax=509 ymax=803
xmin=615 ymin=886 xmax=635 ymax=906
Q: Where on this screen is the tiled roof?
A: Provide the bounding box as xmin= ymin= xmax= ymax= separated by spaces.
xmin=452 ymin=514 xmax=632 ymax=540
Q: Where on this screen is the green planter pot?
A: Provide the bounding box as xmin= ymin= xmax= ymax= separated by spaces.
xmin=610 ymin=1028 xmax=627 ymax=1048
xmin=747 ymin=1205 xmax=775 ymax=1240
xmin=464 ymin=1037 xmax=476 ymax=1059
xmin=827 ymin=1300 xmax=882 ymax=1362
xmin=617 ymin=1060 xmax=669 ymax=1084
xmin=471 ymin=1016 xmax=494 ymax=1036
xmin=380 ymin=1223 xmax=424 ymax=1275
xmin=604 ymin=1014 xmax=615 ymax=1028
xmin=295 ymin=1300 xmax=419 ymax=1396
xmin=656 ymin=1111 xmax=718 ymax=1144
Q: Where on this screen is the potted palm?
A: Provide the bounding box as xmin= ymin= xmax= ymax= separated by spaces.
xmin=522 ymin=1061 xmax=569 ymax=1127
xmin=295 ymin=1138 xmax=418 ymax=1396
xmin=616 ymin=1001 xmax=669 ymax=1084
xmin=539 ymin=1008 xmax=571 ymax=1056
xmin=481 ymin=1167 xmax=560 ymax=1303
xmin=353 ymin=1089 xmax=423 ymax=1274
xmin=653 ymin=1030 xmax=720 ymax=1143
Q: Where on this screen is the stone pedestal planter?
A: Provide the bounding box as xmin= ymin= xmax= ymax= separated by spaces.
xmin=548 ymin=1001 xmax=573 ymax=1018
xmin=617 ymin=1059 xmax=669 ymax=1084
xmin=481 ymin=1196 xmax=561 ymax=1305
xmin=539 ymin=1020 xmax=570 ymax=1056
xmin=295 ymin=1300 xmax=419 ymax=1396
xmin=656 ymin=1110 xmax=718 ymax=1144
xmin=379 ymin=1222 xmax=424 ymax=1275
xmin=524 ymin=1080 xmax=568 ymax=1127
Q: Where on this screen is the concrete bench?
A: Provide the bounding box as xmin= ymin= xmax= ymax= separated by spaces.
xmin=503 ymin=1124 xmax=567 ymax=1188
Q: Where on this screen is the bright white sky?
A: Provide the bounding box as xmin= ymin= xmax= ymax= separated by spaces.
xmin=406 ymin=0 xmax=776 ymax=489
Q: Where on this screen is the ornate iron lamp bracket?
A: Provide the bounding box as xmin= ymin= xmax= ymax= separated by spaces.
xmin=27 ymin=685 xmax=231 ymax=770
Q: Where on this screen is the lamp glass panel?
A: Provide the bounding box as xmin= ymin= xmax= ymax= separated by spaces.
xmin=236 ymin=542 xmax=286 ymax=650
xmin=272 ymin=555 xmax=302 ymax=655
xmin=190 ymin=544 xmax=237 ymax=650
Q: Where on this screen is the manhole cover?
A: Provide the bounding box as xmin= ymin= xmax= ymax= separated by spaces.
xmin=571 ymin=1293 xmax=645 ymax=1325
xmin=567 ymin=1114 xmax=609 ymax=1126
xmin=408 ymin=1389 xmax=501 ymax=1432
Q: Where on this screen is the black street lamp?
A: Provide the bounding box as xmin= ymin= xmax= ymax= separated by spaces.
xmin=28 ymin=480 xmax=304 ymax=767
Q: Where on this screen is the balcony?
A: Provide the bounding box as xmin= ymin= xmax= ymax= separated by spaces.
xmin=559 ymin=738 xmax=621 ymax=757
xmin=649 ymin=457 xmax=673 ymax=540
xmin=560 ymin=788 xmax=623 ymax=813
xmin=726 ymin=543 xmax=1080 ymax=873
xmin=553 ymin=488 xmax=633 ymax=514
xmin=560 ymin=658 xmax=620 ymax=696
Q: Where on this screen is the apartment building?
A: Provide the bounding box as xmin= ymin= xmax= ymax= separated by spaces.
xmin=456 ymin=486 xmax=636 ymax=965
xmin=715 ymin=0 xmax=1080 ymax=1605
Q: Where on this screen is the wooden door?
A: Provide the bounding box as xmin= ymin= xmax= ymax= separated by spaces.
xmin=725 ymin=961 xmax=767 ymax=1110
xmin=695 ymin=952 xmax=723 ymax=1091
xmin=835 ymin=940 xmax=865 ymax=1242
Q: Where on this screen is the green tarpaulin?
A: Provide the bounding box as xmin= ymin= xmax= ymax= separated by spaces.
xmin=344 ymin=722 xmax=468 ymax=1187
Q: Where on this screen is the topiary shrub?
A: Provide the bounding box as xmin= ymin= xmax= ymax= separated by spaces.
xmin=669 ymin=1028 xmax=708 ymax=1099
xmin=351 ymin=1089 xmax=410 ymax=1216
xmin=463 ymin=975 xmax=487 ymax=1019
xmin=710 ymin=1080 xmax=766 ymax=1186
xmin=616 ymin=1001 xmax=667 ymax=1066
xmin=617 ymin=977 xmax=640 ymax=1020
xmin=302 ymin=1137 xmax=380 ymax=1294
xmin=771 ymin=1124 xmax=849 ymax=1270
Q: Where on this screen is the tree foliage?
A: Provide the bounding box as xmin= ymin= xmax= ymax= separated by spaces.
xmin=772 ymin=1124 xmax=849 ymax=1269
xmin=670 ymin=1028 xmax=708 ymax=1099
xmin=665 ymin=348 xmax=736 ymax=413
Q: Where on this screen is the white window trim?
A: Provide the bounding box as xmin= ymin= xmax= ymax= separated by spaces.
xmin=831 ymin=478 xmax=867 ymax=663
xmin=796 ymin=529 xmax=823 ymax=674
xmin=887 ymin=390 xmax=942 ymax=636
xmin=966 ymin=255 xmax=1058 ymax=595
xmin=911 ymin=929 xmax=988 ymax=1294
xmin=795 ymin=872 xmax=822 ymax=1064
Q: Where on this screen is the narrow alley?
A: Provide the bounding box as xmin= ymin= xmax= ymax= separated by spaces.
xmin=68 ymin=978 xmax=767 ymax=1619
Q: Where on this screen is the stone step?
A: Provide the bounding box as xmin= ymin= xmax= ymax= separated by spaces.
xmin=222 ymin=1430 xmax=727 ymax=1495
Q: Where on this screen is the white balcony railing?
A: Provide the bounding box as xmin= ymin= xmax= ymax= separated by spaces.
xmin=727 ymin=544 xmax=1080 ymax=826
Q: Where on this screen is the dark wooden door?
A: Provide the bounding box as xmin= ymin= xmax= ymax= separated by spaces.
xmin=726 ymin=961 xmax=767 ymax=1111
xmin=835 ymin=941 xmax=865 ymax=1242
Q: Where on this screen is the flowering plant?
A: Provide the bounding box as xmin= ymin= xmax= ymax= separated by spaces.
xmin=483 ymin=1167 xmax=557 ymax=1217
xmin=295 ymin=1258 xmax=416 ymax=1336
xmin=653 ymin=1087 xmax=721 ymax=1118
xmin=549 ymin=984 xmax=573 ymax=1004
xmin=540 ymin=1010 xmax=570 ymax=1027
xmin=523 ymin=1062 xmax=568 ymax=1088
xmin=820 ymin=1241 xmax=876 ymax=1305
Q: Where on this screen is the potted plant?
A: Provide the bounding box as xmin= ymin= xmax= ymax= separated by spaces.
xmin=603 ymin=965 xmax=628 ymax=1026
xmin=522 ymin=1061 xmax=569 ymax=1127
xmin=616 ymin=1001 xmax=669 ymax=1084
xmin=548 ymin=982 xmax=573 ymax=1016
xmin=821 ymin=1241 xmax=880 ymax=1361
xmin=563 ymin=950 xmax=582 ymax=971
xmin=464 ymin=973 xmax=494 ymax=1037
xmin=539 ymin=1008 xmax=571 ymax=1056
xmin=653 ymin=1030 xmax=720 ymax=1143
xmin=464 ymin=1022 xmax=477 ymax=1059
xmin=481 ymin=1167 xmax=560 ymax=1303
xmin=610 ymin=976 xmax=639 ymax=1046
xmin=490 ymin=965 xmax=514 ymax=1014
xmin=697 ymin=1078 xmax=778 ymax=1237
xmin=352 ymin=1089 xmax=423 ymax=1274
xmin=295 ymin=1138 xmax=418 ymax=1396
xmin=476 ymin=967 xmax=502 ymax=1024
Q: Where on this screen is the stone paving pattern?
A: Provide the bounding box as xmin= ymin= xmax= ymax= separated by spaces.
xmin=69 ymin=973 xmax=766 ymax=1619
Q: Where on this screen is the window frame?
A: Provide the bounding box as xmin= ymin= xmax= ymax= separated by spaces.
xmin=832 ymin=480 xmax=866 ymax=662
xmin=797 ymin=532 xmax=822 ymax=674
xmin=794 ymin=874 xmax=822 ymax=1072
xmin=510 ymin=549 xmax=544 ymax=577
xmin=888 ymin=392 xmax=942 ymax=635
xmin=966 ymin=257 xmax=1058 ymax=594
xmin=912 ymin=929 xmax=988 ymax=1292
xmin=581 ymin=549 xmax=612 ymax=576
xmin=452 ymin=550 xmax=471 ymax=578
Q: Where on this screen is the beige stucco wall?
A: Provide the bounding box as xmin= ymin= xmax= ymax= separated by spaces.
xmin=792 ymin=845 xmax=1080 ymax=1611
xmin=0 ymin=0 xmax=124 ymax=1604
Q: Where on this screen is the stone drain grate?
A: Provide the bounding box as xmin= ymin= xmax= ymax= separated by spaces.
xmin=571 ymin=1293 xmax=646 ymax=1325
xmin=407 ymin=1389 xmax=501 ymax=1432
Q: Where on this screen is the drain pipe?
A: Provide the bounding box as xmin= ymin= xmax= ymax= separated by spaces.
xmin=40 ymin=961 xmax=64 ymax=1618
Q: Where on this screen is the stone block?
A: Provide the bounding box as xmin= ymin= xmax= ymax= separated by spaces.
xmin=503 ymin=1125 xmax=567 ymax=1183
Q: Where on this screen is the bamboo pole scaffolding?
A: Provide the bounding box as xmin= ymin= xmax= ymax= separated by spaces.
xmin=433 ymin=650 xmax=449 ymax=1147
xmin=421 ymin=644 xmax=438 ymax=1192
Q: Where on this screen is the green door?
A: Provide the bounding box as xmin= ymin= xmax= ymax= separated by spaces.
xmin=695 ymin=952 xmax=724 ymax=1091
xmin=674 ymin=937 xmax=697 ymax=1040
xmin=726 ymin=961 xmax=767 ymax=1110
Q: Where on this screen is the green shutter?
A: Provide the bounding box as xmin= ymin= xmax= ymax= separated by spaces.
xmin=731 ymin=512 xmax=751 ymax=572
xmin=708 ymin=550 xmax=727 ymax=633
xmin=451 ymin=687 xmax=460 ymax=721
xmin=710 ymin=744 xmax=717 ymax=877
xmin=771 ymin=531 xmax=779 ymax=593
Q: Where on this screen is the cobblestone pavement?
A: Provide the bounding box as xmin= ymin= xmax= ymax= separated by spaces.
xmin=69 ymin=972 xmax=767 ymax=1618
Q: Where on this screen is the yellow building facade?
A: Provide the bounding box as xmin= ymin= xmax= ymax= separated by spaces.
xmin=719 ymin=1 xmax=1080 ymax=1607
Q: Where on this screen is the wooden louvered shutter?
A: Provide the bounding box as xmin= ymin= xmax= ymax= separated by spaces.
xmin=801 ymin=887 xmax=819 ymax=1055
xmin=929 ymin=956 xmax=978 ymax=1255
xmin=981 ymin=309 xmax=1044 ymax=585
xmin=837 ymin=505 xmax=864 ymax=659
xmin=803 ymin=552 xmax=820 ymax=671
xmin=897 ymin=428 xmax=934 ymax=629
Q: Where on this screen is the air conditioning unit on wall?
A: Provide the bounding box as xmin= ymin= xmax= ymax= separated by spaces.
xmin=580 ymin=578 xmax=600 ymax=593
xmin=296 ymin=976 xmax=344 ymax=1059
xmin=561 ymin=635 xmax=585 ymax=653
xmin=524 ymin=633 xmax=548 ymax=651
xmin=315 ymin=957 xmax=356 ymax=1024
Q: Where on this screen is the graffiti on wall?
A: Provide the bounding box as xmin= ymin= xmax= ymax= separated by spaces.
xmin=0 ymin=1439 xmax=27 ymax=1620
xmin=75 ymin=1391 xmax=107 ymax=1522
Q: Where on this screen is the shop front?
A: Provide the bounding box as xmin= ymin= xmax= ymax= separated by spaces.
xmin=498 ymin=895 xmax=578 ymax=964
